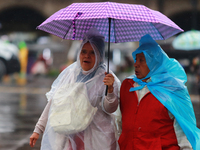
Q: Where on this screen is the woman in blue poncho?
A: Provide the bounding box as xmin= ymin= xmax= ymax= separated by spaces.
xmin=118 ymin=34 xmax=200 ymax=150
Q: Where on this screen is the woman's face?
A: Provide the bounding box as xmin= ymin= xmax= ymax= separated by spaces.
xmin=80 ymin=42 xmax=96 ymax=71
xmin=134 ymin=53 xmax=150 ymax=81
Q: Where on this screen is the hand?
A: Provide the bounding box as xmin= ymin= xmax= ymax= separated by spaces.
xmin=103 ymin=72 xmax=115 ymax=93
xmin=29 ymin=132 xmax=39 ymax=147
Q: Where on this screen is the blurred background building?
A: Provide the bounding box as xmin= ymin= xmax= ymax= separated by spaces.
xmin=0 ymin=0 xmax=199 ymax=94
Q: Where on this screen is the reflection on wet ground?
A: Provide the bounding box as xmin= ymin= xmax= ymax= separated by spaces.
xmin=0 ymin=76 xmax=54 ymax=150
xmin=0 ymin=76 xmax=199 ymax=150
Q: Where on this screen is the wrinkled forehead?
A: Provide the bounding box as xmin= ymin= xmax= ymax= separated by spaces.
xmin=136 ymin=53 xmax=145 ymax=58
xmin=81 ymin=42 xmax=94 ymax=51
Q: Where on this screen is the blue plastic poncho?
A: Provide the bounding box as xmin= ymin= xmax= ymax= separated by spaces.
xmin=128 ymin=34 xmax=200 ymax=150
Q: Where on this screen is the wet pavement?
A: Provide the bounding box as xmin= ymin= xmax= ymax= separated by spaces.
xmin=0 ymin=76 xmax=199 ymax=150
xmin=0 ymin=76 xmax=54 ymax=150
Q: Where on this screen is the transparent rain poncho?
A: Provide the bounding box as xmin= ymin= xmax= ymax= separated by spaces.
xmin=41 ymin=28 xmax=121 ymax=150
xmin=128 ymin=34 xmax=200 ymax=150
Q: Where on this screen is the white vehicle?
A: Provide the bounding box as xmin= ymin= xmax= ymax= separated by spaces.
xmin=0 ymin=40 xmax=20 ymax=80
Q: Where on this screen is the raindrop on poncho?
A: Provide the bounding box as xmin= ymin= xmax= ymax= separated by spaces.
xmin=129 ymin=34 xmax=200 ymax=150
xmin=41 ymin=28 xmax=121 ymax=150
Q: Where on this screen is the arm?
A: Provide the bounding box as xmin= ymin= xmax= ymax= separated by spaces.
xmin=103 ymin=72 xmax=119 ymax=113
xmin=168 ymin=111 xmax=193 ymax=150
xmin=29 ymin=100 xmax=51 ymax=147
xmin=103 ymin=92 xmax=119 ymax=113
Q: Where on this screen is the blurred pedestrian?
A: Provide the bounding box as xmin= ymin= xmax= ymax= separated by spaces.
xmin=30 ymin=54 xmax=48 ymax=76
xmin=17 ymin=41 xmax=28 ymax=85
xmin=29 ymin=28 xmax=121 ymax=150
xmin=118 ymin=34 xmax=200 ymax=150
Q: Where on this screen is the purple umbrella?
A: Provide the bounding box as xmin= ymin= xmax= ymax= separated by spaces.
xmin=37 ymin=1 xmax=183 ymax=72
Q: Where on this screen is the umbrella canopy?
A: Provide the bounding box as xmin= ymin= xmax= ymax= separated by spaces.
xmin=37 ymin=2 xmax=183 ymax=97
xmin=37 ymin=2 xmax=183 ymax=43
xmin=172 ymin=30 xmax=200 ymax=50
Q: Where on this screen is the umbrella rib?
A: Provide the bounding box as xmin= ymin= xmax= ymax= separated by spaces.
xmin=63 ymin=12 xmax=83 ymax=40
xmin=63 ymin=21 xmax=73 ymax=39
xmin=150 ymin=22 xmax=165 ymax=40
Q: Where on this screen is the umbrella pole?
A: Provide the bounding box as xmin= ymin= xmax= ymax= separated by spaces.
xmin=105 ymin=18 xmax=111 ymax=96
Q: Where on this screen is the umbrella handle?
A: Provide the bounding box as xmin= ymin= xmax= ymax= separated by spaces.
xmin=105 ymin=18 xmax=111 ymax=96
xmin=105 ymin=85 xmax=108 ymax=96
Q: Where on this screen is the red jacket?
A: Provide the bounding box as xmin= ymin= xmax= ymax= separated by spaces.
xmin=118 ymin=79 xmax=179 ymax=150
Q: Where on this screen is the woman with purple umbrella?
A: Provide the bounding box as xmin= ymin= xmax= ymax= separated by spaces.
xmin=118 ymin=34 xmax=200 ymax=150
xmin=29 ymin=28 xmax=121 ymax=150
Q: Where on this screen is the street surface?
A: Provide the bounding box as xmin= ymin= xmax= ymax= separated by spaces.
xmin=0 ymin=76 xmax=199 ymax=150
xmin=0 ymin=76 xmax=53 ymax=150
